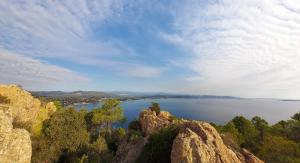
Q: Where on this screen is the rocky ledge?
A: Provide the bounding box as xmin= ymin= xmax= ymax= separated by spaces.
xmin=0 ymin=85 xmax=56 ymax=163
xmin=115 ymin=109 xmax=264 ymax=163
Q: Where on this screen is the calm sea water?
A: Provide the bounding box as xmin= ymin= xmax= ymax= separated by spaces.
xmin=72 ymin=98 xmax=300 ymax=127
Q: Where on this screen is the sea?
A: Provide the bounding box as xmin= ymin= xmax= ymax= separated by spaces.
xmin=72 ymin=98 xmax=300 ymax=127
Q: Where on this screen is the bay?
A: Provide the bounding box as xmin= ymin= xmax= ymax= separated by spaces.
xmin=72 ymin=98 xmax=300 ymax=127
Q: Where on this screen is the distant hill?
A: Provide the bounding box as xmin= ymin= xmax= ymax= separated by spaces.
xmin=31 ymin=91 xmax=242 ymax=101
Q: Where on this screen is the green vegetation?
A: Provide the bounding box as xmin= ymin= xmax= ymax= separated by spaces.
xmin=32 ymin=99 xmax=125 ymax=163
xmin=136 ymin=126 xmax=179 ymax=163
xmin=149 ymin=102 xmax=161 ymax=115
xmin=30 ymin=98 xmax=300 ymax=163
xmin=218 ymin=111 xmax=300 ymax=163
xmin=53 ymin=100 xmax=63 ymax=111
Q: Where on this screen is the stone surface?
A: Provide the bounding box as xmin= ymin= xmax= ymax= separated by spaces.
xmin=0 ymin=84 xmax=57 ymax=162
xmin=0 ymin=85 xmax=40 ymax=125
xmin=0 ymin=109 xmax=32 ymax=163
xmin=139 ymin=109 xmax=172 ymax=136
xmin=113 ymin=137 xmax=148 ymax=163
xmin=0 ymin=84 xmax=56 ymax=134
xmin=171 ymin=121 xmax=264 ymax=163
xmin=137 ymin=109 xmax=263 ymax=163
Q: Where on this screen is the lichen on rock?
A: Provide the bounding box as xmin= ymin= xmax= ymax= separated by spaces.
xmin=0 ymin=109 xmax=31 ymax=163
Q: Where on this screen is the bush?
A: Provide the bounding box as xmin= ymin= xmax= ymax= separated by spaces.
xmin=128 ymin=119 xmax=141 ymax=131
xmin=32 ymin=108 xmax=90 ymax=162
xmin=128 ymin=130 xmax=143 ymax=142
xmin=149 ymin=102 xmax=160 ymax=115
xmin=258 ymin=136 xmax=300 ymax=163
xmin=136 ymin=126 xmax=179 ymax=163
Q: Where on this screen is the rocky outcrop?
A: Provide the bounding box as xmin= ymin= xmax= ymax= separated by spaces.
xmin=113 ymin=136 xmax=148 ymax=163
xmin=0 ymin=108 xmax=31 ymax=163
xmin=171 ymin=121 xmax=263 ymax=163
xmin=133 ymin=109 xmax=263 ymax=163
xmin=0 ymin=85 xmax=41 ymax=125
xmin=139 ymin=109 xmax=173 ymax=136
xmin=0 ymin=84 xmax=57 ymax=162
xmin=0 ymin=85 xmax=56 ymax=133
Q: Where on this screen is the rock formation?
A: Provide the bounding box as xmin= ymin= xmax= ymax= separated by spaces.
xmin=139 ymin=109 xmax=173 ymax=136
xmin=113 ymin=137 xmax=148 ymax=163
xmin=116 ymin=108 xmax=264 ymax=163
xmin=0 ymin=107 xmax=31 ymax=163
xmin=171 ymin=121 xmax=263 ymax=163
xmin=0 ymin=84 xmax=57 ymax=163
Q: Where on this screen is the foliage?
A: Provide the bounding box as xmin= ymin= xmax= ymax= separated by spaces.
xmin=128 ymin=119 xmax=141 ymax=131
xmin=258 ymin=136 xmax=300 ymax=163
xmin=0 ymin=94 xmax=10 ymax=104
xmin=149 ymin=102 xmax=161 ymax=115
xmin=32 ymin=108 xmax=90 ymax=162
xmin=53 ymin=100 xmax=63 ymax=110
xmin=128 ymin=130 xmax=143 ymax=142
xmin=219 ymin=111 xmax=300 ymax=163
xmin=292 ymin=111 xmax=300 ymax=121
xmin=91 ymin=99 xmax=125 ymax=130
xmin=136 ymin=126 xmax=179 ymax=163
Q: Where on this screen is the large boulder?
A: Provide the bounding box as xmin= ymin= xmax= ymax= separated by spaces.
xmin=0 ymin=84 xmax=56 ymax=134
xmin=0 ymin=108 xmax=31 ymax=163
xmin=136 ymin=109 xmax=264 ymax=163
xmin=139 ymin=109 xmax=173 ymax=136
xmin=0 ymin=84 xmax=57 ymax=162
xmin=171 ymin=121 xmax=264 ymax=163
xmin=113 ymin=136 xmax=148 ymax=163
xmin=0 ymin=85 xmax=41 ymax=125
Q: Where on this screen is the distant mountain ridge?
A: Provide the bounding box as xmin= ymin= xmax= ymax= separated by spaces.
xmin=31 ymin=91 xmax=242 ymax=99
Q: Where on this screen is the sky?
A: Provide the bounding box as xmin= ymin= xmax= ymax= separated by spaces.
xmin=1 ymin=0 xmax=300 ymax=99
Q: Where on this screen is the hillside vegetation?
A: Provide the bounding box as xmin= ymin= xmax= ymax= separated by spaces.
xmin=1 ymin=85 xmax=300 ymax=163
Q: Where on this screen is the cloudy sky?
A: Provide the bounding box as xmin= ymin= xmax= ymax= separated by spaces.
xmin=1 ymin=0 xmax=300 ymax=99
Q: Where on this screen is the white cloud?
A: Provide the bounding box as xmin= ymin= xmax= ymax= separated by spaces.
xmin=0 ymin=0 xmax=163 ymax=82
xmin=120 ymin=64 xmax=163 ymax=78
xmin=0 ymin=48 xmax=89 ymax=90
xmin=169 ymin=0 xmax=300 ymax=98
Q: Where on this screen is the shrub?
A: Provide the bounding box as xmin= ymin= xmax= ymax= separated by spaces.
xmin=136 ymin=126 xmax=179 ymax=163
xmin=149 ymin=102 xmax=160 ymax=115
xmin=128 ymin=119 xmax=141 ymax=131
xmin=128 ymin=130 xmax=143 ymax=142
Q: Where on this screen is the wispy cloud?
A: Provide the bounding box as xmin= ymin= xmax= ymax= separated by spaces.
xmin=166 ymin=0 xmax=300 ymax=98
xmin=0 ymin=48 xmax=89 ymax=90
xmin=0 ymin=0 xmax=162 ymax=80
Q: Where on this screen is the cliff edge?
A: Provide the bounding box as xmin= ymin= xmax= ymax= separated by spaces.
xmin=0 ymin=85 xmax=56 ymax=163
xmin=115 ymin=108 xmax=264 ymax=163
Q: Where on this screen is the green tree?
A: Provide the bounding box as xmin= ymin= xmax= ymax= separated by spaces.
xmin=53 ymin=100 xmax=63 ymax=110
xmin=292 ymin=111 xmax=300 ymax=121
xmin=149 ymin=102 xmax=161 ymax=115
xmin=258 ymin=135 xmax=300 ymax=163
xmin=221 ymin=122 xmax=243 ymax=145
xmin=35 ymin=108 xmax=89 ymax=161
xmin=91 ymin=99 xmax=125 ymax=135
xmin=137 ymin=126 xmax=179 ymax=163
xmin=231 ymin=116 xmax=258 ymax=150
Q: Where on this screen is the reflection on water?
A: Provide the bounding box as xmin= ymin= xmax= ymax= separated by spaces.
xmin=73 ymin=98 xmax=300 ymax=127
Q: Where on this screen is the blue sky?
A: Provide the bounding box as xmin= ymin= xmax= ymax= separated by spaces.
xmin=1 ymin=0 xmax=300 ymax=99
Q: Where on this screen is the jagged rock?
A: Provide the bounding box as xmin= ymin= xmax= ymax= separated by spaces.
xmin=116 ymin=108 xmax=264 ymax=163
xmin=0 ymin=109 xmax=31 ymax=163
xmin=0 ymin=84 xmax=56 ymax=134
xmin=113 ymin=136 xmax=148 ymax=163
xmin=0 ymin=85 xmax=40 ymax=125
xmin=171 ymin=121 xmax=264 ymax=163
xmin=139 ymin=109 xmax=172 ymax=136
xmin=0 ymin=84 xmax=57 ymax=162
